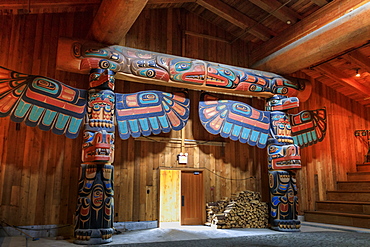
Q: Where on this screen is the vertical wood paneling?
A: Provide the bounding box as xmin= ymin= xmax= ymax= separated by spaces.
xmin=297 ymin=73 xmax=370 ymax=213
xmin=3 ymin=7 xmax=366 ymax=228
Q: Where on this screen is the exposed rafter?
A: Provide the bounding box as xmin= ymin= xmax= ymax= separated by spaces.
xmin=313 ymin=63 xmax=370 ymax=99
xmin=0 ymin=0 xmax=101 ymax=14
xmin=343 ymin=50 xmax=370 ymax=73
xmin=248 ymin=0 xmax=302 ymax=25
xmin=197 ymin=0 xmax=277 ymax=41
xmin=311 ymin=0 xmax=329 ymax=7
xmin=147 ymin=0 xmax=196 ymax=3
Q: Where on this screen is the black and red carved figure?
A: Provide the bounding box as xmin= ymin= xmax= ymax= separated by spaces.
xmin=199 ymin=93 xmax=326 ymax=231
xmin=0 ymin=66 xmax=190 ymax=244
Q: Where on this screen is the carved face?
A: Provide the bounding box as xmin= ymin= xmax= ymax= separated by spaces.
xmin=266 ymin=95 xmax=299 ymax=111
xmin=270 ymin=77 xmax=303 ymax=96
xmin=92 ymin=184 xmax=104 ymax=210
xmin=82 ymin=130 xmax=115 ymax=162
xmin=205 ymin=64 xmax=238 ymax=88
xmin=268 ymin=144 xmax=301 ymax=170
xmin=89 ymin=69 xmax=115 ymax=90
xmin=165 ymin=57 xmax=206 ymax=85
xmin=87 ymin=90 xmax=115 ymax=130
xmin=233 ymin=68 xmax=269 ymax=92
xmin=130 ymin=59 xmax=170 ymax=81
xmin=269 ymin=112 xmax=294 ymax=144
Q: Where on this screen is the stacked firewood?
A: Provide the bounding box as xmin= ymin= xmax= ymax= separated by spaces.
xmin=205 ymin=190 xmax=268 ymax=229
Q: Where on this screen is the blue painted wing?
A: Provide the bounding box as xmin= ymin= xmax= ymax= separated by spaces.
xmin=290 ymin=108 xmax=327 ymax=148
xmin=115 ymin=91 xmax=190 ymax=139
xmin=0 ymin=67 xmax=87 ymax=139
xmin=199 ymin=93 xmax=270 ymax=148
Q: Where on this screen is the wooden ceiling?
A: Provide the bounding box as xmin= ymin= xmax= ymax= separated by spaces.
xmin=2 ymin=0 xmax=370 ymax=105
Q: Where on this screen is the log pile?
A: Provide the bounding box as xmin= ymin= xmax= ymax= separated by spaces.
xmin=205 ymin=190 xmax=268 ymax=229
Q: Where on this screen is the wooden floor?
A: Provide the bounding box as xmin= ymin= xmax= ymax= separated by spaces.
xmin=305 ymin=163 xmax=370 ymax=229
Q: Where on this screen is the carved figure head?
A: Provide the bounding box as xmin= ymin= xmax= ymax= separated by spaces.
xmin=266 ymin=95 xmax=299 ymax=111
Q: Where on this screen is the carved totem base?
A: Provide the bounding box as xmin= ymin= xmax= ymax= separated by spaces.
xmin=74 ymin=163 xmax=114 ymax=244
xmin=269 ymin=170 xmax=300 ymax=232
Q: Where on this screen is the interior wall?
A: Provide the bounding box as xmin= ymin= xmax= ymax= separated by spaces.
xmin=0 ymin=8 xmax=267 ymax=226
xmin=2 ymin=7 xmax=367 ymax=227
xmin=296 ymin=74 xmax=370 ymax=213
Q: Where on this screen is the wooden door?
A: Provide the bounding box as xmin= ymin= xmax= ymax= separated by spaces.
xmin=159 ymin=170 xmax=181 ymax=224
xmin=181 ymin=171 xmax=204 ymax=225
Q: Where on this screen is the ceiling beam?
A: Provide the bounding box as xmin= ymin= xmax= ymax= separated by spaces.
xmin=88 ymin=0 xmax=148 ymax=45
xmin=147 ymin=0 xmax=196 ymax=3
xmin=0 ymin=0 xmax=101 ymax=14
xmin=314 ymin=63 xmax=370 ymax=99
xmin=311 ymin=0 xmax=329 ymax=7
xmin=197 ymin=0 xmax=276 ymax=41
xmin=251 ymin=1 xmax=370 ymax=74
xmin=250 ymin=0 xmax=369 ymax=66
xmin=248 ymin=0 xmax=302 ymax=25
xmin=343 ymin=50 xmax=370 ymax=73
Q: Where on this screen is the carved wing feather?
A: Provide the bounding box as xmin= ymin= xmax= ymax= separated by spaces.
xmin=115 ymin=91 xmax=190 ymax=139
xmin=199 ymin=94 xmax=270 ymax=148
xmin=0 ymin=67 xmax=87 ymax=139
xmin=290 ymin=108 xmax=327 ymax=148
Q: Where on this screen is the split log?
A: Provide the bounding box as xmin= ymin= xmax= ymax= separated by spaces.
xmin=205 ymin=190 xmax=268 ymax=229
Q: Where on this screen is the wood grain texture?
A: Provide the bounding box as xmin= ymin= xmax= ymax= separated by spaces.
xmin=1 ymin=7 xmax=369 ymax=228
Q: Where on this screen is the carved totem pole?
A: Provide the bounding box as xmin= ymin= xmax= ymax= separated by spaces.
xmin=199 ymin=93 xmax=326 ymax=231
xmin=0 ymin=66 xmax=190 ymax=244
xmin=74 ymin=69 xmax=116 ymax=243
xmin=0 ymin=37 xmax=327 ymax=245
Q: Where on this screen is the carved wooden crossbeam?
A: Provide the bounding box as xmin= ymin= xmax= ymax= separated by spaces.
xmin=57 ymin=37 xmax=311 ymax=100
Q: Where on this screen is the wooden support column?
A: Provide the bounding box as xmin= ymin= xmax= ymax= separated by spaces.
xmin=88 ymin=0 xmax=148 ymax=45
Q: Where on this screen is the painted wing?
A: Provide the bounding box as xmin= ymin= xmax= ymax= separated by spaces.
xmin=0 ymin=67 xmax=87 ymax=138
xmin=199 ymin=93 xmax=270 ymax=148
xmin=290 ymin=108 xmax=327 ymax=148
xmin=115 ymin=90 xmax=190 ymax=139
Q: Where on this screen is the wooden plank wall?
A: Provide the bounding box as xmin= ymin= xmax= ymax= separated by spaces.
xmin=1 ymin=7 xmax=368 ymax=227
xmin=0 ymin=8 xmax=267 ymax=226
xmin=297 ymin=74 xmax=370 ymax=213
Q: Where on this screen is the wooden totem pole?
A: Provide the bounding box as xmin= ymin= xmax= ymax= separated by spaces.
xmin=0 ymin=65 xmax=190 ymax=244
xmin=0 ymin=37 xmax=327 ymax=245
xmin=55 ymin=38 xmax=326 ymax=232
xmin=199 ymin=93 xmax=326 ymax=231
xmin=74 ymin=68 xmax=116 ymax=244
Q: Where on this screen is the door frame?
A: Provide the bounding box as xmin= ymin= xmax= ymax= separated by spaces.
xmin=159 ymin=168 xmax=205 ymax=227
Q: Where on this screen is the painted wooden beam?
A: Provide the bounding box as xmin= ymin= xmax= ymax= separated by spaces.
xmin=251 ymin=2 xmax=370 ymax=74
xmin=197 ymin=0 xmax=276 ymax=41
xmin=250 ymin=0 xmax=370 ymax=66
xmin=57 ymin=37 xmax=310 ymax=99
xmin=88 ymin=0 xmax=148 ymax=45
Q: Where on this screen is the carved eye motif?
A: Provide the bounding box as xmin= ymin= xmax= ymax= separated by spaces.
xmin=84 ymin=132 xmax=94 ymax=142
xmin=146 ymin=69 xmax=156 ymax=78
xmin=175 ymin=62 xmax=191 ymax=71
xmin=269 ymin=146 xmax=278 ymax=153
